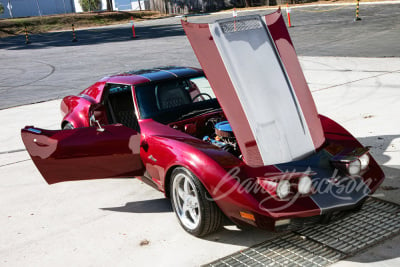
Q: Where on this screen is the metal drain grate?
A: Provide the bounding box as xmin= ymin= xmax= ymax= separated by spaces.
xmin=207 ymin=233 xmax=344 ymax=267
xmin=296 ymin=198 xmax=400 ymax=255
xmin=205 ymin=198 xmax=400 ymax=267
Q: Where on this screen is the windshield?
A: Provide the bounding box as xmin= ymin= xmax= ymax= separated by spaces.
xmin=135 ymin=76 xmax=220 ymax=124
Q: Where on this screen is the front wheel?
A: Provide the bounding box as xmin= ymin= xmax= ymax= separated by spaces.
xmin=170 ymin=167 xmax=223 ymax=237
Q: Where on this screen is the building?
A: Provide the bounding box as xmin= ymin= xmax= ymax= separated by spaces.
xmin=73 ymin=0 xmax=145 ymax=12
xmin=0 ymin=0 xmax=75 ymax=18
xmin=0 ymin=0 xmax=146 ymax=19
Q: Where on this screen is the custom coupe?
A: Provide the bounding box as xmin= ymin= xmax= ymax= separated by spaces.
xmin=21 ymin=9 xmax=384 ymax=237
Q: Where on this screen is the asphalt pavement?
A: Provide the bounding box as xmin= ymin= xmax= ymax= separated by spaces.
xmin=1 ymin=2 xmax=400 ymax=109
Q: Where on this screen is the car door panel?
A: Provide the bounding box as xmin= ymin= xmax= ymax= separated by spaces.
xmin=21 ymin=124 xmax=144 ymax=184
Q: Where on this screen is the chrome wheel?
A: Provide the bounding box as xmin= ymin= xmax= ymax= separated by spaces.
xmin=172 ymin=172 xmax=201 ymax=230
xmin=170 ymin=167 xmax=223 ymax=237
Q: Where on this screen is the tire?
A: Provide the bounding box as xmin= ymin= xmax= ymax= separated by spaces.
xmin=62 ymin=122 xmax=74 ymax=130
xmin=170 ymin=167 xmax=223 ymax=237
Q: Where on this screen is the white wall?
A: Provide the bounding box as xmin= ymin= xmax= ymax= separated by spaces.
xmin=0 ymin=0 xmax=75 ymax=18
xmin=0 ymin=0 xmax=147 ymax=19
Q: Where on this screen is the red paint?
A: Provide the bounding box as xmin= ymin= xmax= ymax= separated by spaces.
xmin=21 ymin=125 xmax=144 ymax=184
xmin=80 ymin=81 xmax=106 ymax=102
xmin=60 ymin=95 xmax=93 ymax=128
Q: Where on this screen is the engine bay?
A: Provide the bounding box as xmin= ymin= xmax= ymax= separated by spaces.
xmin=202 ymin=119 xmax=241 ymax=158
xmin=170 ymin=113 xmax=242 ymax=158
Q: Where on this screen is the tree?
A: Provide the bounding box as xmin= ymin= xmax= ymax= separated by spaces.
xmin=138 ymin=0 xmax=142 ymax=11
xmin=106 ymin=0 xmax=113 ymax=11
xmin=79 ymin=0 xmax=101 ymax=12
xmin=0 ymin=3 xmax=4 ymax=14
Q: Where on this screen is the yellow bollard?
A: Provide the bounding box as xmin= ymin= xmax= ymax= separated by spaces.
xmin=24 ymin=26 xmax=31 ymax=44
xmin=355 ymin=0 xmax=362 ymax=21
xmin=72 ymin=24 xmax=78 ymax=42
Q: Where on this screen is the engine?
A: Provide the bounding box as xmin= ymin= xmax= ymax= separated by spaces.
xmin=203 ymin=120 xmax=241 ymax=158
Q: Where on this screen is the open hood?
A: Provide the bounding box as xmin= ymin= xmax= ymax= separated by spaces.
xmin=182 ymin=9 xmax=325 ymax=167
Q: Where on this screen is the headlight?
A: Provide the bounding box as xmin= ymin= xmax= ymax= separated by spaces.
xmin=330 ymin=147 xmax=370 ymax=176
xmin=276 ymin=180 xmax=291 ymax=199
xmin=359 ymin=153 xmax=370 ymax=170
xmin=298 ymin=176 xmax=312 ymax=194
xmin=348 ymin=159 xmax=361 ymax=175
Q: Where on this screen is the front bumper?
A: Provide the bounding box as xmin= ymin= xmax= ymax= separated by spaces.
xmin=248 ymin=197 xmax=367 ymax=232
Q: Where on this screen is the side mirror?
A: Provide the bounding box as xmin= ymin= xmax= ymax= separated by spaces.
xmin=94 ymin=120 xmax=105 ymax=132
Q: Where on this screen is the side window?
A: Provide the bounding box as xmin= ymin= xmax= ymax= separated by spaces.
xmin=188 ymin=77 xmax=215 ymax=102
xmin=155 ymin=80 xmax=192 ymax=110
xmin=104 ymin=83 xmax=140 ymax=132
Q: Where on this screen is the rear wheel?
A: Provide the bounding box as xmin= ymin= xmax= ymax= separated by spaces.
xmin=170 ymin=167 xmax=223 ymax=237
xmin=62 ymin=122 xmax=74 ymax=130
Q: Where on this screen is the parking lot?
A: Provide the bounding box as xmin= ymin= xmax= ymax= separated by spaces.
xmin=1 ymin=2 xmax=400 ymax=266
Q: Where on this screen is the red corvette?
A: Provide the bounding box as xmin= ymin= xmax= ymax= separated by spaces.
xmin=21 ymin=10 xmax=384 ymax=237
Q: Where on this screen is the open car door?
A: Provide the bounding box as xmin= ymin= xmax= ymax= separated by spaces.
xmin=21 ymin=124 xmax=144 ymax=184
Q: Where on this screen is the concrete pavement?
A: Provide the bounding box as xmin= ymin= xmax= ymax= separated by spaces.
xmin=0 ymin=56 xmax=399 ymax=266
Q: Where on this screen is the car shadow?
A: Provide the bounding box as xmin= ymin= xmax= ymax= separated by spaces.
xmin=101 ymin=198 xmax=173 ymax=213
xmin=101 ymin=197 xmax=277 ymax=246
xmin=357 ymin=135 xmax=400 ymax=164
xmin=0 ymin=23 xmax=185 ymax=50
xmin=357 ymin=134 xmax=400 ymax=202
xmin=204 ymin=228 xmax=279 ymax=247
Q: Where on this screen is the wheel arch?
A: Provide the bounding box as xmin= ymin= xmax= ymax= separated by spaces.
xmin=164 ymin=163 xmax=211 ymax=199
xmin=164 ymin=164 xmax=180 ymax=199
xmin=147 ymin=135 xmax=261 ymax=224
xmin=60 ymin=95 xmax=95 ymax=128
xmin=61 ymin=120 xmax=72 ymax=129
xmin=160 ymin=148 xmax=253 ymax=217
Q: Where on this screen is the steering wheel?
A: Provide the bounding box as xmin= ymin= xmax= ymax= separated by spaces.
xmin=192 ymin=93 xmax=212 ymax=102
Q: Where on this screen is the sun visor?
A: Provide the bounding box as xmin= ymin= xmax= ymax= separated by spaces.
xmin=182 ymin=9 xmax=325 ymax=166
